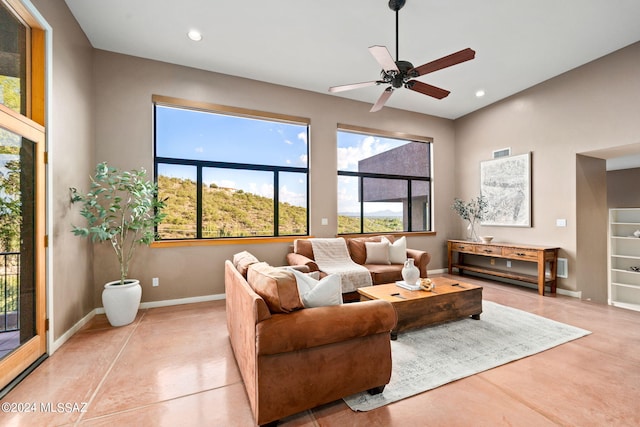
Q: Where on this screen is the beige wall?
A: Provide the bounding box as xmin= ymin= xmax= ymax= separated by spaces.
xmin=454 ymin=42 xmax=640 ymax=300
xmin=91 ymin=50 xmax=457 ymax=304
xmin=30 ymin=0 xmax=640 ymax=342
xmin=576 ymin=155 xmax=608 ymax=301
xmin=31 ymin=0 xmax=96 ymax=340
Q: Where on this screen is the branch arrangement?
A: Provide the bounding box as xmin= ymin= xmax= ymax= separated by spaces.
xmin=70 ymin=162 xmax=166 ymax=284
xmin=451 ymin=196 xmax=488 ymax=242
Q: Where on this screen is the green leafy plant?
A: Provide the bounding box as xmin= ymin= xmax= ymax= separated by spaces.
xmin=451 ymin=196 xmax=488 ymax=241
xmin=70 ymin=162 xmax=166 ymax=285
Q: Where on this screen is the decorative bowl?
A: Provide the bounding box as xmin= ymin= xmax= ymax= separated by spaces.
xmin=480 ymin=236 xmax=494 ymax=244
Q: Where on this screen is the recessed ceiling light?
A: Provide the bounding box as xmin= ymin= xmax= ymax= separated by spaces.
xmin=475 ymin=89 xmax=486 ymax=98
xmin=187 ymin=30 xmax=202 ymax=41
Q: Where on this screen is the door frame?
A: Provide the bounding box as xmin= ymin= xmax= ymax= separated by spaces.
xmin=0 ymin=0 xmax=49 ymax=392
xmin=0 ymin=105 xmax=46 ymax=390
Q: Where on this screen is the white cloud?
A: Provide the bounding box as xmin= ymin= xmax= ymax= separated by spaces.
xmin=280 ymin=185 xmax=306 ymax=207
xmin=297 ymin=132 xmax=308 ymax=144
xmin=337 ymin=176 xmax=359 ymax=212
xmin=248 ymin=182 xmax=274 ymax=199
xmin=195 ymin=147 xmax=204 ymax=153
xmin=337 ymin=135 xmax=391 ymax=170
xmin=217 ymin=180 xmax=236 ymax=188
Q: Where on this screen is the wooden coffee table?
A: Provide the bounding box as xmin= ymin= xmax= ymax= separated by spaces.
xmin=357 ymin=277 xmax=483 ymax=339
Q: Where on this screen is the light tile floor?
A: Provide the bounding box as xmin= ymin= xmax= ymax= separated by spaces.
xmin=2 ymin=274 xmax=640 ymax=426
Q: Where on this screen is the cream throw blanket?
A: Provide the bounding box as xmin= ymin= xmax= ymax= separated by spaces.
xmin=310 ymin=237 xmax=373 ymax=293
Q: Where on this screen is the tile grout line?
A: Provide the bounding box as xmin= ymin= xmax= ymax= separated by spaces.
xmin=477 ymin=375 xmax=568 ymax=426
xmin=77 ymin=381 xmax=245 ymax=423
xmin=73 ymin=310 xmax=149 ymax=426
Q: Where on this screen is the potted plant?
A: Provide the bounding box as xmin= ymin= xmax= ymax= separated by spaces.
xmin=70 ymin=162 xmax=166 ymax=326
xmin=451 ymin=196 xmax=488 ymax=242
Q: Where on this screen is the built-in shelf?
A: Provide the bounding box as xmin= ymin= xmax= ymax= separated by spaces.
xmin=608 ymin=208 xmax=640 ymax=312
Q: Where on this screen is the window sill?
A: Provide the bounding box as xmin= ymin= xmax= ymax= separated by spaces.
xmin=337 ymin=231 xmax=436 ymax=238
xmin=151 ymin=235 xmax=313 ymax=248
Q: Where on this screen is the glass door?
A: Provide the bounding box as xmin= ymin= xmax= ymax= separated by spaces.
xmin=0 ymin=109 xmax=45 ymax=391
xmin=0 ymin=0 xmax=46 ymax=391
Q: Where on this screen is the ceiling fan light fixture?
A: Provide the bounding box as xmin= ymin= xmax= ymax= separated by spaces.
xmin=328 ymin=0 xmax=475 ymax=112
xmin=187 ymin=30 xmax=202 ymax=42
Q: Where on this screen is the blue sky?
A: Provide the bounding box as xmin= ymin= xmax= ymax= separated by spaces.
xmin=156 ymin=105 xmax=308 ymax=206
xmin=155 ymin=106 xmax=418 ymax=213
xmin=337 ymin=131 xmax=409 ymax=214
xmin=337 ymin=131 xmax=405 ymax=171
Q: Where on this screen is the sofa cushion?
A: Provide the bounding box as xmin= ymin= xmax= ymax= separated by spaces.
xmin=365 ymin=264 xmax=404 ymax=284
xmin=233 ymin=251 xmax=260 ymax=277
xmin=291 ymin=269 xmax=343 ymax=308
xmin=382 ymin=235 xmax=407 ymax=264
xmin=247 ymin=262 xmax=304 ymax=313
xmin=293 ymin=239 xmax=315 ymax=260
xmin=365 ymin=241 xmax=391 ymax=264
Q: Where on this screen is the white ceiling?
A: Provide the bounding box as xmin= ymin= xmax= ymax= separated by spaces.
xmin=64 ymin=0 xmax=640 ymax=120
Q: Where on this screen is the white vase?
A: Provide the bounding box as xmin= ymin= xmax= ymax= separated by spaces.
xmin=102 ymin=279 xmax=142 ymax=327
xmin=402 ymin=259 xmax=420 ymax=285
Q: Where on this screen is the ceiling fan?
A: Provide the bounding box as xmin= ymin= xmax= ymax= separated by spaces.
xmin=329 ymin=0 xmax=476 ymax=112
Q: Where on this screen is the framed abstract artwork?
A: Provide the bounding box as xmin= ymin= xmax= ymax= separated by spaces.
xmin=480 ymin=152 xmax=531 ymax=227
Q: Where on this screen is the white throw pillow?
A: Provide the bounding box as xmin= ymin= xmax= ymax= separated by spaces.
xmin=382 ymin=236 xmax=407 ymax=264
xmin=306 ymin=271 xmax=320 ymax=280
xmin=290 ymin=269 xmax=343 ymax=308
xmin=365 ymin=241 xmax=391 ymax=264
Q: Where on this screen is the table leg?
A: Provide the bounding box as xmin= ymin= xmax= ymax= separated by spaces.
xmin=537 ymin=252 xmax=546 ymax=295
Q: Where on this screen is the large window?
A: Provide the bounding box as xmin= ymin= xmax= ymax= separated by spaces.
xmin=337 ymin=125 xmax=432 ymax=234
xmin=153 ymin=96 xmax=309 ymax=240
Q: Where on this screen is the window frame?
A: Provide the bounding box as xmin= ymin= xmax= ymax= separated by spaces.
xmin=336 ymin=123 xmax=434 ymax=236
xmin=152 ymin=95 xmax=310 ymax=244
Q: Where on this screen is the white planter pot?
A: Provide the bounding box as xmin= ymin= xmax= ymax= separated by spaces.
xmin=102 ymin=279 xmax=142 ymax=327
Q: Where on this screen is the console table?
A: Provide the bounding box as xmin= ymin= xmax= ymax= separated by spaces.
xmin=448 ymin=240 xmax=559 ymax=296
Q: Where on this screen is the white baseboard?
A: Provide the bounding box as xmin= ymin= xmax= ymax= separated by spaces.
xmin=452 ymin=270 xmax=581 ymax=299
xmin=557 ymin=288 xmax=582 ymax=299
xmin=55 ymin=294 xmax=225 ymax=354
xmin=428 ymin=268 xmax=448 ymax=275
xmin=93 ymin=293 xmax=226 ymax=313
xmin=139 ymin=293 xmax=226 ymax=309
xmin=51 ymin=309 xmax=97 ymax=355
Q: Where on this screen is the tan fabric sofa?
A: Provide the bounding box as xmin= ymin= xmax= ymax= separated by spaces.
xmin=225 ymin=256 xmax=397 ymax=426
xmin=286 ymin=235 xmax=431 ymax=286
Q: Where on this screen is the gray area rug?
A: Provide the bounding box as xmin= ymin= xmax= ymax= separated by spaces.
xmin=344 ymin=300 xmax=591 ymax=411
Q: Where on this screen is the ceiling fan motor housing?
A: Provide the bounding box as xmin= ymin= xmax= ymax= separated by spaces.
xmin=388 ymin=0 xmax=406 ymax=12
xmin=381 ymin=60 xmax=415 ymax=88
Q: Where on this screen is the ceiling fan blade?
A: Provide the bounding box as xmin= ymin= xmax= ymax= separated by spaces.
xmin=328 ymin=81 xmax=379 ymax=93
xmin=406 ymin=80 xmax=450 ymax=99
xmin=370 ymin=87 xmax=394 ymax=112
xmin=369 ymin=45 xmax=399 ymax=72
xmin=410 ymin=48 xmax=476 ymax=77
